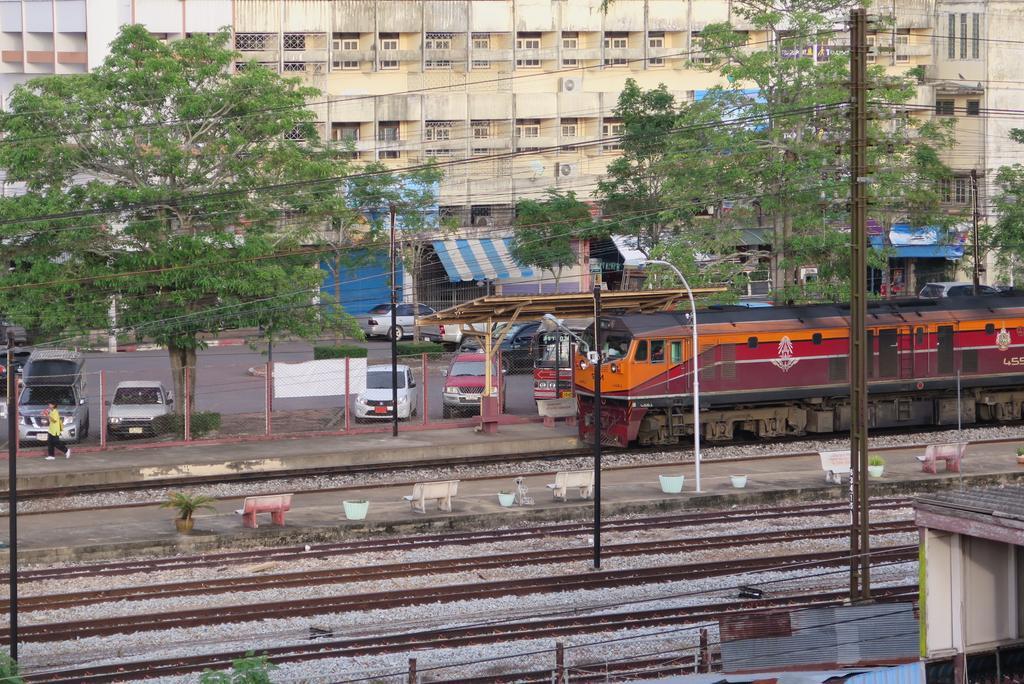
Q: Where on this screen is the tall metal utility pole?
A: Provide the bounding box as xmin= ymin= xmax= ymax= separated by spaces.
xmin=848 ymin=7 xmax=872 ymax=603
xmin=592 ymin=283 xmax=602 ymax=570
xmin=7 ymin=333 xmax=18 ymax=662
xmin=389 ymin=204 xmax=399 ymax=438
xmin=971 ymin=169 xmax=981 ymax=295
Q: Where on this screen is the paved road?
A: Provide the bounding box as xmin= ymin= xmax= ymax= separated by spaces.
xmin=76 ymin=339 xmax=536 ymax=424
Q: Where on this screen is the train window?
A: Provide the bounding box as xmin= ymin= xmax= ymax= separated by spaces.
xmin=985 ymin=323 xmax=995 ymax=335
xmin=812 ymin=333 xmax=822 ymax=345
xmin=670 ymin=341 xmax=681 ymax=364
xmin=650 ymin=340 xmax=665 ymax=363
xmin=916 ymin=327 xmax=925 ymax=346
xmin=634 ymin=340 xmax=648 ymax=362
xmin=747 ymin=337 xmax=758 ymax=348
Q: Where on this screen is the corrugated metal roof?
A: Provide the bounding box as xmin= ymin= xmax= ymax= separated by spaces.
xmin=720 ymin=604 xmax=919 ymax=672
xmin=916 ymin=486 xmax=1024 ymax=523
xmin=631 ymin=662 xmax=924 ymax=684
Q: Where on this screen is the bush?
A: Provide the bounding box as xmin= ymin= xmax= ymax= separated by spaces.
xmin=152 ymin=412 xmax=222 ymax=438
xmin=868 ymin=454 xmax=885 ymax=467
xmin=396 ymin=341 xmax=444 ymax=358
xmin=313 ymin=345 xmax=368 ymax=360
xmin=0 ymin=654 xmax=21 ymax=683
xmin=200 ymin=652 xmax=277 ymax=684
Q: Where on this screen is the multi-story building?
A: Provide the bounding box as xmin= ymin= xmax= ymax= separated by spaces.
xmin=0 ymin=0 xmax=1018 ymax=302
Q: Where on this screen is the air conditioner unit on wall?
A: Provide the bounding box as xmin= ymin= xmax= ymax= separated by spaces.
xmin=559 ymin=77 xmax=582 ymax=93
xmin=556 ymin=162 xmax=578 ymax=179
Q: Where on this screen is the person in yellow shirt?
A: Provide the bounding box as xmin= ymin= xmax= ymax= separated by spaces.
xmin=43 ymin=402 xmax=70 ymax=461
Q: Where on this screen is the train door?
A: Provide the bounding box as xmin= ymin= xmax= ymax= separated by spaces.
xmin=937 ymin=325 xmax=955 ymax=376
xmin=913 ymin=326 xmax=929 ymax=377
xmin=898 ymin=326 xmax=914 ymax=379
xmin=877 ymin=328 xmax=899 ymax=379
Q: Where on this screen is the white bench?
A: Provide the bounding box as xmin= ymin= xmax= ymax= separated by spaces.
xmin=921 ymin=442 xmax=967 ymax=474
xmin=403 ymin=480 xmax=459 ymax=514
xmin=234 ymin=493 xmax=293 ymax=529
xmin=546 ymin=470 xmax=594 ymax=501
xmin=819 ymin=451 xmax=851 ymax=485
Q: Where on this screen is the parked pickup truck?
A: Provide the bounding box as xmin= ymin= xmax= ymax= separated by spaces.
xmin=107 ymin=380 xmax=173 ymax=438
xmin=419 ymin=322 xmax=489 ymax=349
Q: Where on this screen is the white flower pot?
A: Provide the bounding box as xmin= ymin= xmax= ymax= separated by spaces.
xmin=343 ymin=500 xmax=369 ymax=520
xmin=868 ymin=465 xmax=884 ymax=478
xmin=659 ymin=474 xmax=685 ymax=494
xmin=497 ymin=492 xmax=516 ymax=507
xmin=730 ymin=475 xmax=748 ymax=489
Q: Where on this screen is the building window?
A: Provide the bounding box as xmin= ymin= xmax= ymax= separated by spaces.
xmin=603 ymin=119 xmax=624 ymax=151
xmin=560 ymin=118 xmax=579 ymax=137
xmin=935 ymin=99 xmax=955 ymax=116
xmin=960 ymin=13 xmax=967 ymax=59
xmin=472 ymin=32 xmax=490 ymax=68
xmin=648 ymin=31 xmax=664 ymax=66
xmin=562 ymin=32 xmax=578 ymax=67
xmin=283 ymin=33 xmax=306 ymax=50
xmin=948 ymin=14 xmax=956 ymax=59
xmin=691 ymin=31 xmax=714 ymax=65
xmin=516 ymin=32 xmax=541 ymax=68
xmin=235 ymin=33 xmax=273 ymax=51
xmin=378 ymin=121 xmax=400 ymax=142
xmin=425 ymin=60 xmax=451 ymax=70
xmin=515 ymin=119 xmax=540 ymax=139
xmin=424 ymin=121 xmax=453 ymax=141
xmin=604 ymin=32 xmax=628 ymax=66
xmin=424 ymin=32 xmax=452 ymax=50
xmin=472 ymin=120 xmax=491 ymax=139
xmin=972 ymin=13 xmax=980 ymax=59
xmin=379 ymin=33 xmax=399 ymax=69
xmin=333 ymin=33 xmax=358 ymax=51
xmin=866 ymin=34 xmax=876 ymax=64
xmin=282 ymin=62 xmax=306 ymax=72
xmin=939 ymin=177 xmax=972 ymax=205
xmin=471 ymin=205 xmax=493 ymax=226
xmin=379 ymin=150 xmax=400 ymax=159
xmin=895 ymin=33 xmax=909 ymax=63
xmin=331 ymin=123 xmax=360 ymax=142
xmin=425 ymin=148 xmax=453 ymax=158
xmin=966 ymin=99 xmax=980 ymax=116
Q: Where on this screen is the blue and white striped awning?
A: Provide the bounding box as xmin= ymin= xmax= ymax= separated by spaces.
xmin=433 ymin=238 xmax=535 ymax=283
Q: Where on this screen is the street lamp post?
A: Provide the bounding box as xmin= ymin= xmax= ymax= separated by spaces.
xmin=642 ymin=260 xmax=702 ymax=492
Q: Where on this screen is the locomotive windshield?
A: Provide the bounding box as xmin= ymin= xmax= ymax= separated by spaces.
xmin=579 ymin=325 xmax=632 ymax=360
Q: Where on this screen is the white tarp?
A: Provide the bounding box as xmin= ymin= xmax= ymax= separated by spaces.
xmin=273 ymin=358 xmax=367 ymax=398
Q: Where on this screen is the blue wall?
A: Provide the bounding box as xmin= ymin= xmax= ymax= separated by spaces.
xmin=319 ymin=251 xmax=402 ymax=316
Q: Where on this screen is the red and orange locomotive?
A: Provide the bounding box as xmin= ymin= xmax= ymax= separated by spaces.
xmin=575 ymin=297 xmax=1024 ymax=447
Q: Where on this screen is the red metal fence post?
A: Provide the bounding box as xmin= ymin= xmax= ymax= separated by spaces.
xmin=265 ymin=361 xmax=272 ymax=437
xmin=99 ymin=370 xmax=107 ymax=449
xmin=183 ymin=366 xmax=191 ymax=442
xmin=407 ymin=657 xmax=417 ymax=684
xmin=497 ymin=349 xmax=503 ymax=416
xmin=698 ymin=627 xmax=710 ymax=673
xmin=555 ymin=641 xmax=565 ymax=683
xmin=421 ymin=352 xmax=428 ymax=426
xmin=344 ymin=356 xmax=350 ymax=432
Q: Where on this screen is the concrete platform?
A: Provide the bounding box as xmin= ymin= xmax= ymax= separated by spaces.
xmin=0 ymin=423 xmax=581 ymax=491
xmin=4 ymin=438 xmax=1024 ymax=564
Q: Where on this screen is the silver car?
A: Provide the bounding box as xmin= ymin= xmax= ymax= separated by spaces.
xmin=353 ymin=364 xmax=420 ymax=420
xmin=107 ymin=381 xmax=173 ymax=438
xmin=357 ymin=303 xmax=435 ymax=340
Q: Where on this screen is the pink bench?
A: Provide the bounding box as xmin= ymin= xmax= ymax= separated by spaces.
xmin=235 ymin=493 xmax=293 ymax=528
xmin=921 ymin=443 xmax=967 ymax=474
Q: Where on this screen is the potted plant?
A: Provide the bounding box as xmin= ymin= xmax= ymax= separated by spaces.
xmin=730 ymin=475 xmax=748 ymax=489
xmin=658 ymin=474 xmax=685 ymax=494
xmin=161 ymin=491 xmax=216 ymax=534
xmin=1017 ymin=447 xmax=1024 ymax=466
xmin=497 ymin=491 xmax=516 ymax=507
xmin=343 ymin=499 xmax=369 ymax=520
xmin=868 ymin=455 xmax=885 ymax=478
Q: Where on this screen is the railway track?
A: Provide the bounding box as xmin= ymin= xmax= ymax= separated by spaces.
xmin=6 ymin=427 xmax=1021 ymax=504
xmin=20 ymin=583 xmax=919 ymax=683
xmin=2 ymin=498 xmax=911 ymax=583
xmin=1 ymin=545 xmax=916 ymax=644
xmin=2 ymin=519 xmax=915 ymax=612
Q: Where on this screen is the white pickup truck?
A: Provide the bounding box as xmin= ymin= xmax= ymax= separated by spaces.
xmin=419 ymin=322 xmax=489 ymax=348
xmin=107 ymin=380 xmax=174 ymax=438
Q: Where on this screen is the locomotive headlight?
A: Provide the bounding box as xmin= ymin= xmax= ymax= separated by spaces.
xmin=610 ymin=362 xmax=620 ymax=373
xmin=578 ymin=359 xmax=589 ymax=370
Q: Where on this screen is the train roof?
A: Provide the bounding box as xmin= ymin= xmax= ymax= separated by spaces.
xmin=602 ymin=295 xmax=1024 ymax=336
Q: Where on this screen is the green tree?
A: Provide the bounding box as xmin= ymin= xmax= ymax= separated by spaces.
xmin=654 ymin=2 xmax=955 ymax=301
xmin=200 ymin=652 xmax=277 ymax=684
xmin=0 ymin=27 xmax=361 ymax=411
xmin=986 ymin=129 xmax=1024 ymax=283
xmin=511 ymin=190 xmax=595 ymax=292
xmin=595 ymin=79 xmax=679 ymax=255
